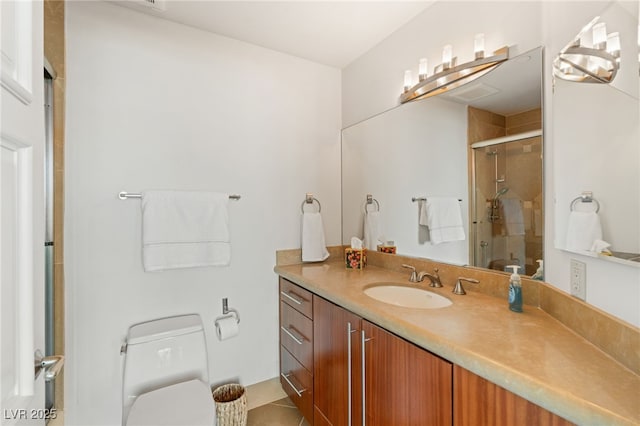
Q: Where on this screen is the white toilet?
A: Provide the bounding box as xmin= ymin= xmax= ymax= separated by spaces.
xmin=122 ymin=314 xmax=216 ymax=426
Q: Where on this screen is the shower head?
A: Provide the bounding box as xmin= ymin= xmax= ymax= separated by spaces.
xmin=494 ymin=187 xmax=509 ymax=199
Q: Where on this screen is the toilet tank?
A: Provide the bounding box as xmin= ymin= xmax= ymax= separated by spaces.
xmin=122 ymin=314 xmax=210 ymax=419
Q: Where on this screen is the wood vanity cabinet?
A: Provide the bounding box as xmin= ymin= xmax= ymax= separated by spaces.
xmin=453 ymin=365 xmax=574 ymax=426
xmin=313 ymin=295 xmax=453 ymax=426
xmin=280 ymin=277 xmax=571 ymax=426
xmin=279 ymin=277 xmax=314 ymax=423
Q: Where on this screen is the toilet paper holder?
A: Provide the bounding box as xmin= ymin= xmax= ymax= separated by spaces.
xmin=216 ymin=298 xmax=240 ymax=325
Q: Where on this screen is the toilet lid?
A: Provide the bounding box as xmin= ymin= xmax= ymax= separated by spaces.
xmin=126 ymin=379 xmax=215 ymax=426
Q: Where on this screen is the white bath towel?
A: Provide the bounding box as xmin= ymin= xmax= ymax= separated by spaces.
xmin=501 ymin=198 xmax=525 ymax=236
xmin=566 ymin=211 xmax=603 ymax=252
xmin=301 ymin=212 xmax=329 ymax=262
xmin=141 ymin=191 xmax=230 ymax=271
xmin=423 ymin=197 xmax=465 ymax=245
xmin=363 ymin=211 xmax=381 ymax=251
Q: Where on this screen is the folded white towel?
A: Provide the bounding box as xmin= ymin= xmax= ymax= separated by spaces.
xmin=423 ymin=197 xmax=465 ymax=245
xmin=301 ymin=212 xmax=329 ymax=262
xmin=141 ymin=191 xmax=230 ymax=271
xmin=363 ymin=211 xmax=381 ymax=251
xmin=566 ymin=211 xmax=603 ymax=252
xmin=501 ymin=198 xmax=525 ymax=236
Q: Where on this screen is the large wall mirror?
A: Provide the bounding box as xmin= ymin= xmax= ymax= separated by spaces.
xmin=342 ymin=47 xmax=543 ymax=275
xmin=553 ymin=1 xmax=639 ymax=267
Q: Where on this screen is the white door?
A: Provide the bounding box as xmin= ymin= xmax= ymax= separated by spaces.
xmin=1 ymin=1 xmax=52 ymax=424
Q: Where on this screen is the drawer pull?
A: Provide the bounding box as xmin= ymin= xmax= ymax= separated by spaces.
xmin=280 ymin=290 xmax=304 ymax=305
xmin=281 ymin=326 xmax=305 ymax=345
xmin=281 ymin=372 xmax=307 ymax=397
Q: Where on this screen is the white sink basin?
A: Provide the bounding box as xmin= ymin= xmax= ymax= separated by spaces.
xmin=364 ymin=284 xmax=452 ymax=309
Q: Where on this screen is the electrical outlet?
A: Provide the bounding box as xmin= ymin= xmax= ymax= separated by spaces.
xmin=570 ymin=259 xmax=587 ymax=300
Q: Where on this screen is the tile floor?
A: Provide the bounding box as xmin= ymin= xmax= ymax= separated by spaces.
xmin=47 ymin=397 xmax=307 ymax=426
xmin=247 ymin=397 xmax=310 ymax=426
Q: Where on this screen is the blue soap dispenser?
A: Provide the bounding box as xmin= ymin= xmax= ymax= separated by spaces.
xmin=507 ymin=265 xmax=523 ymax=313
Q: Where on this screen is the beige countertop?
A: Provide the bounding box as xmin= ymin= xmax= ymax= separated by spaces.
xmin=274 ymin=260 xmax=640 ymax=426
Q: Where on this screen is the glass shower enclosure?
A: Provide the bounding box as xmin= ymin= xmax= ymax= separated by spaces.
xmin=471 ymin=132 xmax=543 ymax=276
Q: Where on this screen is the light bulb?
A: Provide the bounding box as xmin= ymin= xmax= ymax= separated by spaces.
xmin=474 ymin=33 xmax=485 ymax=59
xmin=442 ymin=45 xmax=453 ymax=69
xmin=592 ymin=22 xmax=607 ymax=49
xmin=606 ymin=32 xmax=620 ymax=56
xmin=403 ymin=70 xmax=413 ymax=92
xmin=418 ymin=58 xmax=428 ymax=81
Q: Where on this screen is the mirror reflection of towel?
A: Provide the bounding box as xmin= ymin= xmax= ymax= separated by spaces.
xmin=423 ymin=197 xmax=465 ymax=245
xmin=500 ymin=199 xmax=525 ymax=236
xmin=566 ymin=211 xmax=602 ymax=252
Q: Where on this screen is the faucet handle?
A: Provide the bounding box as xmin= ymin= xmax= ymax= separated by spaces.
xmin=453 ymin=277 xmax=480 ymax=295
xmin=402 ymin=264 xmax=418 ymax=282
xmin=431 ymin=268 xmax=443 ymax=288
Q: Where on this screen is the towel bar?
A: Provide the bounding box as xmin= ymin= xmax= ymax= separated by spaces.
xmin=118 ymin=191 xmax=241 ymax=200
xmin=570 ymin=191 xmax=600 ymax=213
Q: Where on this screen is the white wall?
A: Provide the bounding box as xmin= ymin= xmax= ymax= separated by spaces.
xmin=342 ymin=0 xmax=640 ymax=326
xmin=342 ymin=1 xmax=543 ymax=127
xmin=64 ymin=2 xmax=341 ymax=424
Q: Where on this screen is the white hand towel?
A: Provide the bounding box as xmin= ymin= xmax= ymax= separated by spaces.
xmin=424 ymin=197 xmax=466 ymax=245
xmin=141 ymin=191 xmax=230 ymax=271
xmin=500 ymin=198 xmax=525 ymax=236
xmin=419 ymin=200 xmax=429 ymax=226
xmin=566 ymin=211 xmax=603 ymax=252
xmin=301 ymin=212 xmax=329 ymax=262
xmin=363 ymin=211 xmax=381 ymax=251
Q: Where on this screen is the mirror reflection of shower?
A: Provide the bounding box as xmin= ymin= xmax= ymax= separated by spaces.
xmin=489 ymin=186 xmax=510 ymax=222
xmin=469 ymin=107 xmax=543 ymax=277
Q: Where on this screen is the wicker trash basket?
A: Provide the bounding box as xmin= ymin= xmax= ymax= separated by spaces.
xmin=212 ymin=383 xmax=247 ymax=426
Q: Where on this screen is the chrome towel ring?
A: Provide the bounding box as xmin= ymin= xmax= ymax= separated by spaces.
xmin=301 ymin=193 xmax=321 ymax=213
xmin=364 ymin=194 xmax=380 ymax=213
xmin=570 ymin=191 xmax=600 ymax=213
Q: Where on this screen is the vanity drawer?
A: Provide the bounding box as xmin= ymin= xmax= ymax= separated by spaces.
xmin=280 ymin=346 xmax=313 ymax=424
xmin=280 ymin=301 xmax=313 ymax=370
xmin=280 ymin=277 xmax=313 ymax=319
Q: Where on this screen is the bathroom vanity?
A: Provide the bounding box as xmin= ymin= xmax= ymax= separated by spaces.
xmin=275 ymin=251 xmax=639 ymax=426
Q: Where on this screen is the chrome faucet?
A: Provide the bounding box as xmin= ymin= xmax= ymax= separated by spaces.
xmin=417 ymin=268 xmax=443 ymax=288
xmin=402 ymin=264 xmax=418 ymax=282
xmin=452 ymin=277 xmax=480 ymax=295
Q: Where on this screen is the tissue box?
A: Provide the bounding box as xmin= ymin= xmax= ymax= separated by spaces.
xmin=345 ymin=248 xmax=367 ymax=269
xmin=377 ymin=245 xmax=397 ymax=254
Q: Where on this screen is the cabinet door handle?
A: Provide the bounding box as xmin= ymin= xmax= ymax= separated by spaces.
xmin=280 ymin=291 xmax=304 ymax=305
xmin=281 ymin=326 xmax=305 ymax=345
xmin=347 ymin=322 xmax=358 ymax=426
xmin=281 ymin=372 xmax=307 ymax=397
xmin=361 ymin=330 xmax=372 ymax=426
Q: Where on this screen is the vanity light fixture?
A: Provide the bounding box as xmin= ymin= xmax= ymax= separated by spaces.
xmin=418 ymin=58 xmax=428 ymax=82
xmin=553 ymin=16 xmax=621 ymax=84
xmin=399 ymin=34 xmax=509 ymax=104
xmin=474 ymin=33 xmax=485 ymax=59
